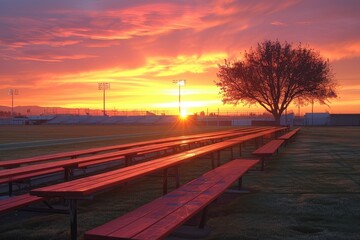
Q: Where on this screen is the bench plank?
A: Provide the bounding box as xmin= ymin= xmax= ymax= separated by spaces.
xmin=252 ymin=139 xmax=284 ymax=171
xmin=252 ymin=139 xmax=284 ymax=155
xmin=84 ymin=159 xmax=258 ymax=240
xmin=279 ymin=128 xmax=301 ymax=141
xmin=0 ymin=194 xmax=44 ymax=214
xmin=0 ymin=167 xmax=64 ymax=185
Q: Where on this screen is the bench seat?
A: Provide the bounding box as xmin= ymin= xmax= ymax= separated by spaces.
xmin=84 ymin=159 xmax=259 ymax=240
xmin=252 ymin=139 xmax=284 ymax=170
xmin=0 ymin=167 xmax=64 ymax=185
xmin=78 ymin=147 xmax=171 ymax=169
xmin=279 ymin=128 xmax=301 ymax=142
xmin=0 ymin=194 xmax=44 ymax=214
xmin=78 ymin=156 xmax=125 ymax=169
xmin=0 ymin=167 xmax=64 ymax=196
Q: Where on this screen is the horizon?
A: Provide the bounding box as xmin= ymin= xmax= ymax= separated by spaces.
xmin=1 ymin=105 xmax=359 ymax=117
xmin=1 ymin=1 xmax=360 ymax=115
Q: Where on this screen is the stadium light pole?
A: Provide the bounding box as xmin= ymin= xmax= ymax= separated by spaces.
xmin=172 ymin=80 xmax=186 ymax=116
xmin=98 ymin=82 xmax=110 ymax=116
xmin=8 ymin=89 xmax=19 ymax=116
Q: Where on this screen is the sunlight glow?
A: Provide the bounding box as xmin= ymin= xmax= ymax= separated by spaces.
xmin=180 ymin=109 xmax=188 ymax=120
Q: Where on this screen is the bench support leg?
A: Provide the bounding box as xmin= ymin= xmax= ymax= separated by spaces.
xmin=64 ymin=168 xmax=73 ymax=181
xmin=174 ymin=166 xmax=180 ymax=189
xmin=238 ymin=177 xmax=243 ymax=190
xmin=163 ymin=169 xmax=168 ymax=195
xmin=8 ymin=182 xmax=13 ymax=196
xmin=69 ymin=199 xmax=77 ymax=240
xmin=125 ymin=156 xmax=133 ymax=167
xmin=261 ymin=158 xmax=265 ymax=171
xmin=211 ymin=152 xmax=219 ymax=169
xmin=199 ymin=206 xmax=209 ymax=229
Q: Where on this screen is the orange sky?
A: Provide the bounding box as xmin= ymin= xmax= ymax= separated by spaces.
xmin=1 ymin=0 xmax=359 ymax=115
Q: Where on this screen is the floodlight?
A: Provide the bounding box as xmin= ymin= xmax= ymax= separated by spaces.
xmin=8 ymin=89 xmax=19 ymax=116
xmin=172 ymin=80 xmax=186 ymax=116
xmin=98 ymin=82 xmax=110 ymax=116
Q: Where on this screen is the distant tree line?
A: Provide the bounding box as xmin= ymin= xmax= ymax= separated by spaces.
xmin=0 ymin=111 xmax=20 ymax=117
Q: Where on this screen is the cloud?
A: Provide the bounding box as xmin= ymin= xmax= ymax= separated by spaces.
xmin=320 ymin=41 xmax=360 ymax=60
xmin=0 ymin=0 xmax=359 ymax=114
xmin=15 ymin=54 xmax=96 ymax=62
xmin=271 ymin=21 xmax=287 ymax=26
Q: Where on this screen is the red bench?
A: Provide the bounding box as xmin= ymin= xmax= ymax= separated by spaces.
xmin=252 ymin=139 xmax=285 ymax=170
xmin=1 ymin=127 xmax=281 ymax=196
xmin=0 ymin=128 xmax=261 ymax=169
xmin=0 ymin=167 xmax=64 ymax=196
xmin=84 ymin=159 xmax=259 ymax=240
xmin=0 ymin=139 xmax=212 ymax=196
xmin=29 ymin=127 xmax=285 ymax=240
xmin=279 ymin=128 xmax=301 ymax=144
xmin=0 ymin=194 xmax=44 ymax=214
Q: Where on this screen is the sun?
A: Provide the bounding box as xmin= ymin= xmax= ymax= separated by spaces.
xmin=180 ymin=109 xmax=188 ymax=120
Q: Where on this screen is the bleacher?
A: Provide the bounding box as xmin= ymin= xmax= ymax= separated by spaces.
xmin=101 ymin=116 xmax=125 ymax=124
xmin=46 ymin=115 xmax=73 ymax=124
xmin=137 ymin=116 xmax=161 ymax=124
xmin=120 ymin=116 xmax=142 ymax=124
xmin=157 ymin=115 xmax=177 ymax=124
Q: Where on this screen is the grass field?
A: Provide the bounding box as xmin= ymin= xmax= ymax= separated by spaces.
xmin=0 ymin=124 xmax=236 ymax=160
xmin=0 ymin=125 xmax=359 ymax=240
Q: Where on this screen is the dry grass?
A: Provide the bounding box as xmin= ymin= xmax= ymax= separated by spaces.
xmin=0 ymin=126 xmax=359 ymax=240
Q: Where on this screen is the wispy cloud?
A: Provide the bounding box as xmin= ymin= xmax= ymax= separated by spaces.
xmin=15 ymin=54 xmax=96 ymax=62
xmin=271 ymin=21 xmax=287 ymax=26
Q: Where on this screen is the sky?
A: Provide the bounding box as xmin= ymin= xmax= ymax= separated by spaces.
xmin=1 ymin=0 xmax=359 ymax=116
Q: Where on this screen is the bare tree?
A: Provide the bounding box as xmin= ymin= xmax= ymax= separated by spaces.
xmin=216 ymin=40 xmax=337 ymax=124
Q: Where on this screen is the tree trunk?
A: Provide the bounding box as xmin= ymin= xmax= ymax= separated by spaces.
xmin=273 ymin=113 xmax=281 ymax=126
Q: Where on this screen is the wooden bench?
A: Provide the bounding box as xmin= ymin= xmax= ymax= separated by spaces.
xmin=252 ymin=139 xmax=285 ymax=170
xmin=0 ymin=168 xmax=64 ymax=196
xmin=279 ymin=128 xmax=301 ymax=144
xmin=0 ymin=139 xmax=210 ymax=195
xmin=0 ymin=128 xmax=279 ymax=196
xmin=84 ymin=159 xmax=259 ymax=240
xmin=30 ymin=127 xmax=285 ymax=199
xmin=77 ymin=147 xmax=170 ymax=169
xmin=30 ymin=127 xmax=285 ymax=240
xmin=0 ymin=128 xmax=258 ymax=169
xmin=0 ymin=194 xmax=44 ymax=214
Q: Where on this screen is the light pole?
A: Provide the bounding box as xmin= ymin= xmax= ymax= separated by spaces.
xmin=8 ymin=89 xmax=19 ymax=116
xmin=172 ymin=80 xmax=186 ymax=116
xmin=98 ymin=82 xmax=110 ymax=116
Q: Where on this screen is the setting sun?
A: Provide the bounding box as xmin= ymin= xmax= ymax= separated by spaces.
xmin=180 ymin=109 xmax=188 ymax=120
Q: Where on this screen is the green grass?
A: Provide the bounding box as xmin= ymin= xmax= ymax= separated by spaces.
xmin=0 ymin=124 xmax=236 ymax=160
xmin=0 ymin=126 xmax=359 ymax=240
